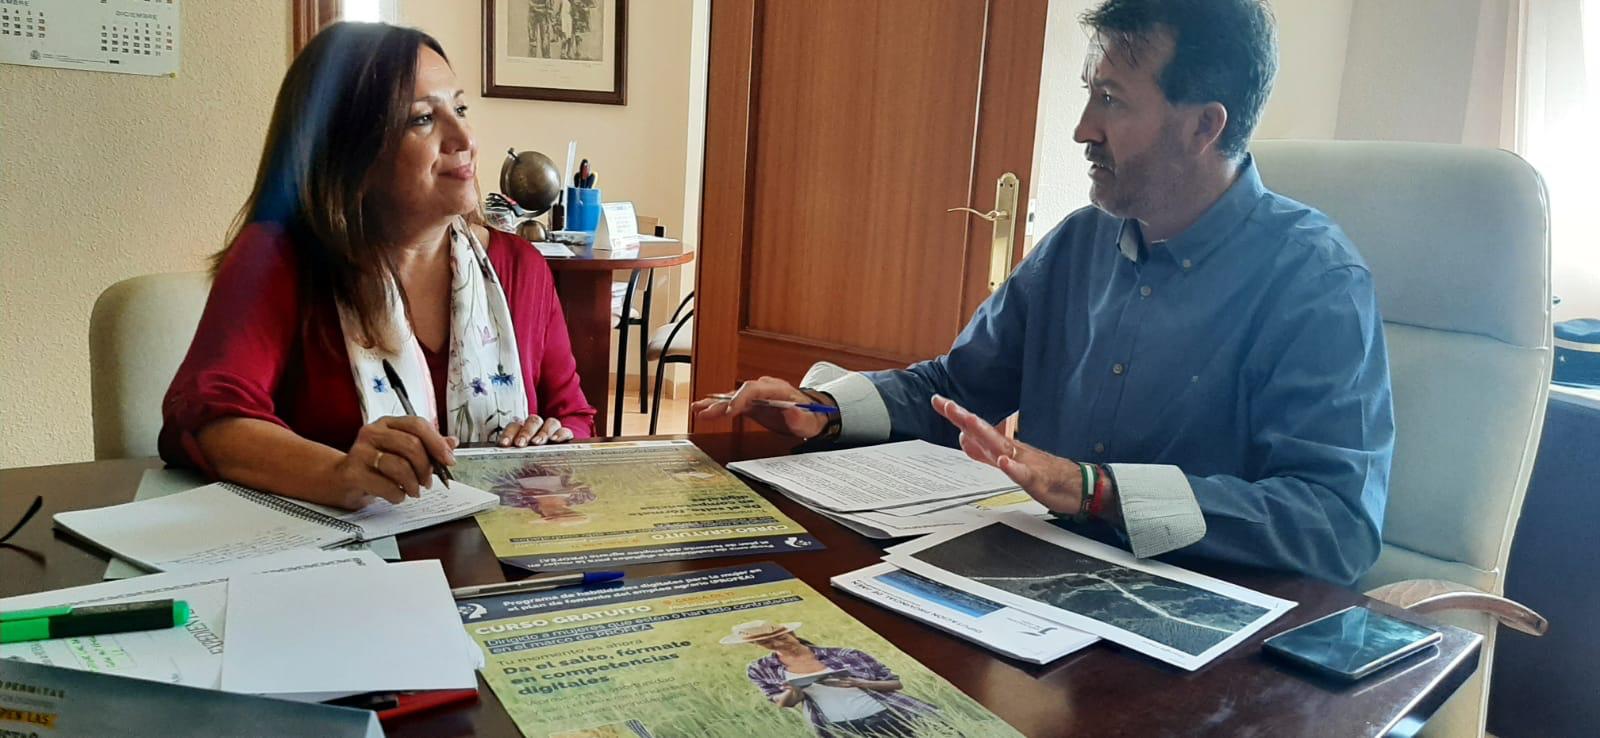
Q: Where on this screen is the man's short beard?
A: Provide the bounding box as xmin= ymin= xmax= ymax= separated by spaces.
xmin=1090 ymin=119 xmax=1187 ymax=221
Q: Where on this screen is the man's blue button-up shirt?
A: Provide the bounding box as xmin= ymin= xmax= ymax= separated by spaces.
xmin=813 ymin=157 xmax=1394 ymax=585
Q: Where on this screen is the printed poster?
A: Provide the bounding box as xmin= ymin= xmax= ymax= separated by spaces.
xmin=458 ymin=562 xmax=1022 ymax=738
xmin=884 ymin=514 xmax=1296 ymax=671
xmin=454 ymin=441 xmax=822 ymax=571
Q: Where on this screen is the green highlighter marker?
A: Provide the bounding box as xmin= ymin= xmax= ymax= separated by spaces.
xmin=0 ymin=598 xmax=190 ymax=644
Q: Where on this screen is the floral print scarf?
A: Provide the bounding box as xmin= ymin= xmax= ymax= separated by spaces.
xmin=339 ymin=218 xmax=529 ymax=442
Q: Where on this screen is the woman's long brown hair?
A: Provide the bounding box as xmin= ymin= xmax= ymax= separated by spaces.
xmin=214 ymin=22 xmax=447 ymax=354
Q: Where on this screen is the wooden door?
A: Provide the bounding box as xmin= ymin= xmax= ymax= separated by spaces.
xmin=693 ymin=0 xmax=1048 ymax=426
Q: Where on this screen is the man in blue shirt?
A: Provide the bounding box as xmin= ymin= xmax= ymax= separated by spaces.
xmin=696 ymin=0 xmax=1394 ymax=586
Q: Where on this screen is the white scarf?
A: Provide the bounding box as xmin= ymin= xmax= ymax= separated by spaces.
xmin=340 ymin=218 xmax=529 ymax=442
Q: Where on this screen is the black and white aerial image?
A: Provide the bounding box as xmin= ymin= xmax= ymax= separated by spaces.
xmin=911 ymin=523 xmax=1268 ymax=656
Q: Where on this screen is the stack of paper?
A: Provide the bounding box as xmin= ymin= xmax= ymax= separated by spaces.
xmin=0 ymin=551 xmax=482 ymax=701
xmin=0 ymin=550 xmax=385 ymax=694
xmin=727 ymin=440 xmax=1050 ymax=538
xmin=221 ymin=559 xmax=478 ymax=698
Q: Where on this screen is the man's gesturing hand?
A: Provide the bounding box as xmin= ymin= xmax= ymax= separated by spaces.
xmin=930 ymin=395 xmax=1086 ymax=517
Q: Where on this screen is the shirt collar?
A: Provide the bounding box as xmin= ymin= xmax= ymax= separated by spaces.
xmin=1114 ymin=155 xmax=1266 ymax=267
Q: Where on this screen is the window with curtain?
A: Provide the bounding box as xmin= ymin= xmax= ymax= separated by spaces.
xmin=1519 ymin=0 xmax=1599 ymax=320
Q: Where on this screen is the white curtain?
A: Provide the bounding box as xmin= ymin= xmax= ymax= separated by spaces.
xmin=1517 ymin=0 xmax=1600 ymax=320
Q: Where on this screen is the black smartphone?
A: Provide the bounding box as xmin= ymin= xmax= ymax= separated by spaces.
xmin=1263 ymin=605 xmax=1442 ymax=681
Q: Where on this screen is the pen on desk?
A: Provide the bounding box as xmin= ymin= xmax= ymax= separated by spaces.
xmin=706 ymin=393 xmax=840 ymax=415
xmin=0 ymin=598 xmax=190 ymax=643
xmin=330 ymin=688 xmax=480 ymax=720
xmin=380 ymin=359 xmax=454 ymax=489
xmin=451 ymin=571 xmax=625 ymax=600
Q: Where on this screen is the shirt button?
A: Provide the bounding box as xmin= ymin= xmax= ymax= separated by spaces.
xmin=1093 ymin=442 xmax=1106 ymax=454
xmin=1112 ymin=363 xmax=1125 ymax=375
xmin=1182 ymin=259 xmax=1193 ymax=270
xmin=1139 ymin=285 xmax=1152 ymax=297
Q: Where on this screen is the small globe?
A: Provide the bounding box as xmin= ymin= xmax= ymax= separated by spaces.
xmin=499 ymin=149 xmax=562 ymax=216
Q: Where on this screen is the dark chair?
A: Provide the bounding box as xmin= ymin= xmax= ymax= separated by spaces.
xmin=646 ymin=293 xmax=694 ymax=435
xmin=612 ymin=267 xmax=655 ymax=434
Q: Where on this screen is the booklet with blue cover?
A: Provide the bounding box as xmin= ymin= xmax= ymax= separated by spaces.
xmin=0 ymin=659 xmax=381 ymax=738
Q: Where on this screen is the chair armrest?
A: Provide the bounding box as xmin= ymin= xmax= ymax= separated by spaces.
xmin=1365 ymin=579 xmax=1549 ymax=636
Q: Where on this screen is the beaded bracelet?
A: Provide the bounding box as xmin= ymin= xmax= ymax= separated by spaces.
xmin=1074 ymin=462 xmax=1098 ymax=524
xmin=1089 ymin=464 xmax=1112 ymax=519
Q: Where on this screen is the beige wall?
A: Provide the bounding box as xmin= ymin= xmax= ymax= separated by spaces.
xmin=396 ymin=0 xmax=700 ymax=392
xmin=0 ymin=2 xmax=289 ymax=468
xmin=1336 ymin=0 xmax=1515 ymax=147
xmin=1255 ymin=0 xmax=1356 ymax=140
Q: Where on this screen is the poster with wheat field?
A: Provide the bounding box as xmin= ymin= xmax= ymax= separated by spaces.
xmin=459 ymin=563 xmax=1022 ymax=738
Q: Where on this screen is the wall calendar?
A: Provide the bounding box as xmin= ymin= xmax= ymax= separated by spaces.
xmin=0 ymin=0 xmax=180 ymax=77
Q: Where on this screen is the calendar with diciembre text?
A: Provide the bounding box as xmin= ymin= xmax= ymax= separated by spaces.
xmin=0 ymin=0 xmax=180 ymax=77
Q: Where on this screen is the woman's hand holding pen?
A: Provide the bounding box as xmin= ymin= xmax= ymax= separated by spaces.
xmin=331 ymin=416 xmax=458 ymax=509
xmin=691 ymin=377 xmax=834 ymax=440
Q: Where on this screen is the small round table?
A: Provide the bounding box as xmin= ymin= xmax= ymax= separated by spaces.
xmin=542 ymin=243 xmax=695 ymax=436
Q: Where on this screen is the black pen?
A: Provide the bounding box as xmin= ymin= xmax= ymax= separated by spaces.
xmin=380 ymin=359 xmax=454 ymax=488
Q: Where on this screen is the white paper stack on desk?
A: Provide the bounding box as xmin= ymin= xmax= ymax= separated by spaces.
xmin=0 ymin=551 xmax=482 ymax=701
xmin=727 ymin=439 xmax=1051 ymax=538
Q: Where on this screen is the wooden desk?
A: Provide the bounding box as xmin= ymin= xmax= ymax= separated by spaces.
xmin=542 ymin=244 xmax=695 ymax=436
xmin=0 ymin=433 xmax=1480 ymax=737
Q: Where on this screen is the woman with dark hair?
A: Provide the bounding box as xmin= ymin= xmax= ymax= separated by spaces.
xmin=160 ymin=22 xmax=595 ymax=510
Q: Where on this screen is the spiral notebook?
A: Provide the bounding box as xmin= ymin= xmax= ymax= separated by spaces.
xmin=54 ymin=479 xmax=498 ymax=572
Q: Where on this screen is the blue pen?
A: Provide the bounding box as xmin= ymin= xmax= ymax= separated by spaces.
xmin=450 ymin=571 xmax=623 ymax=600
xmin=708 ymin=394 xmax=840 ymax=415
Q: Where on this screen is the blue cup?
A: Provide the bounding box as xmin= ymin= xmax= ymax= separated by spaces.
xmin=566 ymin=187 xmax=602 ymax=232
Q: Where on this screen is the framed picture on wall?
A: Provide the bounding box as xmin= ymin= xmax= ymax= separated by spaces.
xmin=483 ymin=0 xmax=627 ymax=105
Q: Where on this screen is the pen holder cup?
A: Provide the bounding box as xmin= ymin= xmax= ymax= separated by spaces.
xmin=566 ymin=187 xmax=603 ymax=232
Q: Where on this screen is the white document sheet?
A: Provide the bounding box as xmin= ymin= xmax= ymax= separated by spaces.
xmin=883 ymin=513 xmax=1297 ymax=671
xmin=221 ymin=559 xmax=477 ymax=696
xmin=0 ymin=550 xmax=384 ymax=691
xmin=283 ymin=479 xmax=498 ymax=540
xmin=815 ymin=490 xmax=1049 ymax=539
xmin=727 ymin=440 xmax=1018 ymax=512
xmin=832 ymin=563 xmax=1097 ymax=664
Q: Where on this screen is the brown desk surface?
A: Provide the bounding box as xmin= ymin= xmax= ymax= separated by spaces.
xmin=0 ymin=433 xmax=1479 ymax=738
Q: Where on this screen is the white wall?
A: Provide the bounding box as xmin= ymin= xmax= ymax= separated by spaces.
xmin=1032 ymin=0 xmax=1361 ymax=236
xmin=0 ymin=2 xmax=289 ymax=468
xmin=1029 ymin=0 xmax=1096 ymax=244
xmin=396 ymin=0 xmax=701 ymax=393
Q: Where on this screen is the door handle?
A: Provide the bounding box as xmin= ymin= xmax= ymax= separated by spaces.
xmin=948 ymin=172 xmax=1021 ymax=292
xmin=945 ymin=207 xmax=1008 ymax=223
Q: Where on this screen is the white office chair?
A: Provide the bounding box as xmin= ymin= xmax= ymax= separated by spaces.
xmin=89 ymin=272 xmax=211 ymax=459
xmin=1255 ymin=140 xmax=1552 ymax=737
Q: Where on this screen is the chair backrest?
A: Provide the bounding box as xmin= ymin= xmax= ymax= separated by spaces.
xmin=1253 ymin=141 xmax=1552 ymax=595
xmin=89 ymin=272 xmax=211 ymax=459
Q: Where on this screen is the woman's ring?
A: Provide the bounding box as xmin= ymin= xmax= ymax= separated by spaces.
xmin=371 ymin=450 xmax=386 ymax=470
